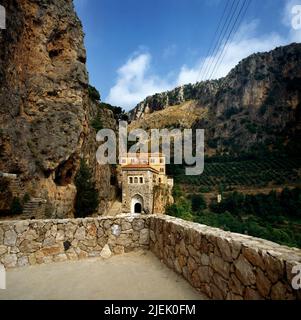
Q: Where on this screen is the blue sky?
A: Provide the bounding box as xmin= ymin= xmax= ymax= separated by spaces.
xmin=74 ymin=0 xmax=301 ymax=110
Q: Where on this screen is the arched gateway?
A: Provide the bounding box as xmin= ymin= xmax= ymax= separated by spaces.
xmin=131 ymin=194 xmax=144 ymax=214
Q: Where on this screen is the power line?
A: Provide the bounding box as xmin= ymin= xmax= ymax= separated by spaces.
xmin=201 ymin=0 xmax=241 ymax=82
xmin=217 ymin=0 xmax=253 ymax=85
xmin=204 ymin=0 xmax=241 ymax=79
xmin=208 ymin=0 xmax=252 ymax=81
xmin=196 ymin=0 xmax=231 ymax=83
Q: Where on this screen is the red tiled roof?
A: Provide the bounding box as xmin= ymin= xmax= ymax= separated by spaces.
xmin=122 ymin=164 xmax=159 ymax=173
xmin=120 ymin=153 xmax=165 ymax=157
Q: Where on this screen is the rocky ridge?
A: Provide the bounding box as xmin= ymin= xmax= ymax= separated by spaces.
xmin=130 ymin=43 xmax=301 ymax=154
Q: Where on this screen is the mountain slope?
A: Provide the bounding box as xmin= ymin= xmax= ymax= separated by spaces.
xmin=130 ymin=43 xmax=301 ymax=155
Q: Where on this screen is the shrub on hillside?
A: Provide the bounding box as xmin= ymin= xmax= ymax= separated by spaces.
xmin=190 ymin=194 xmax=207 ymax=212
xmin=166 ymin=198 xmax=193 ymax=221
xmin=91 ymin=114 xmax=103 ymax=132
xmin=88 ymin=85 xmax=101 ymax=102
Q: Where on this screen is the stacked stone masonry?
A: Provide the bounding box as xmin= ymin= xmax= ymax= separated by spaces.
xmin=0 ymin=214 xmax=301 ymax=300
xmin=0 ymin=215 xmax=150 ymax=268
xmin=149 ymin=216 xmax=301 ymax=300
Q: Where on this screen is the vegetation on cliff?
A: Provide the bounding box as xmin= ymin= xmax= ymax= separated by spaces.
xmin=74 ymin=159 xmax=99 ymax=218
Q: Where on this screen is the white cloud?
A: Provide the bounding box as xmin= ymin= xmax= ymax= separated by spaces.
xmin=283 ymin=0 xmax=301 ymax=42
xmin=177 ymin=20 xmax=288 ymax=83
xmin=106 ymin=53 xmax=172 ymax=109
xmin=106 ymin=0 xmax=300 ymax=110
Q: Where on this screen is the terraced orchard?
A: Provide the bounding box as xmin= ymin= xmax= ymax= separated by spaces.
xmin=168 ymin=156 xmax=301 ymax=190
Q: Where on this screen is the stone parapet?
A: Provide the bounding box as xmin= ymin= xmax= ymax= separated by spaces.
xmin=1 ymin=214 xmax=301 ymax=300
xmin=149 ymin=215 xmax=301 ymax=300
xmin=0 ymin=214 xmax=149 ymax=268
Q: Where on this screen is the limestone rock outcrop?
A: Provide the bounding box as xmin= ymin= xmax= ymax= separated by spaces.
xmin=129 ymin=43 xmax=301 ymax=155
xmin=0 ymin=0 xmax=116 ymax=217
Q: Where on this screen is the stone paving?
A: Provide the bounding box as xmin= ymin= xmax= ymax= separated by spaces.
xmin=0 ymin=251 xmax=205 ymax=300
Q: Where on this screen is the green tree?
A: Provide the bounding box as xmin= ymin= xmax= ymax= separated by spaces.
xmin=10 ymin=197 xmax=23 ymax=215
xmin=191 ymin=194 xmax=207 ymax=212
xmin=166 ymin=198 xmax=193 ymax=221
xmin=74 ymin=160 xmax=99 ymax=218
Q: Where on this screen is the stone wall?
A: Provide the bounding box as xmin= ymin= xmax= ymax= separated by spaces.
xmin=1 ymin=214 xmax=301 ymax=300
xmin=149 ymin=216 xmax=301 ymax=300
xmin=0 ymin=215 xmax=149 ymax=268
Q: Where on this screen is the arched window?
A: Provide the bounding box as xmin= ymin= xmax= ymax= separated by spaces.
xmin=134 ymin=177 xmax=138 ymax=184
xmin=140 ymin=177 xmax=143 ymax=184
xmin=129 ymin=177 xmax=133 ymax=184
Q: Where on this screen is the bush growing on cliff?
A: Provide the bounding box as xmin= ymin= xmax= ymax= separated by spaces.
xmin=99 ymin=102 xmax=128 ymax=121
xmin=88 ymin=85 xmax=101 ymax=102
xmin=74 ymin=160 xmax=99 ymax=218
xmin=91 ymin=113 xmax=103 ymax=132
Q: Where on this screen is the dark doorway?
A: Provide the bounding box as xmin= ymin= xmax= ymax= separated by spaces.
xmin=134 ymin=203 xmax=142 ymax=214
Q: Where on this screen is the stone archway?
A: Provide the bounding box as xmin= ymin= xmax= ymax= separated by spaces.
xmin=131 ymin=194 xmax=144 ymax=214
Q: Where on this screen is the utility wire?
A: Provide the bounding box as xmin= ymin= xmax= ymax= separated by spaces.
xmin=196 ymin=0 xmax=231 ymax=83
xmin=209 ymin=0 xmax=252 ymax=80
xmin=201 ymin=0 xmax=241 ymax=82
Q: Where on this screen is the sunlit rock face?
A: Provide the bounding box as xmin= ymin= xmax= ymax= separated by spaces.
xmin=129 ymin=43 xmax=301 ymax=155
xmin=0 ymin=0 xmax=116 ymax=218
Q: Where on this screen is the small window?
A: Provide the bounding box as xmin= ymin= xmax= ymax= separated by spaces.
xmin=134 ymin=177 xmax=138 ymax=184
xmin=160 ymin=168 xmax=164 ymax=173
xmin=121 ymin=159 xmax=126 ymax=164
xmin=159 ymin=178 xmax=162 ymax=183
xmin=129 ymin=177 xmax=133 ymax=184
xmin=140 ymin=177 xmax=143 ymax=184
xmin=150 ymin=158 xmax=155 ymax=164
xmin=160 ymin=158 xmax=164 ymax=164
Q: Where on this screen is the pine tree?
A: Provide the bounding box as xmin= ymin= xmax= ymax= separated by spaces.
xmin=74 ymin=159 xmax=99 ymax=218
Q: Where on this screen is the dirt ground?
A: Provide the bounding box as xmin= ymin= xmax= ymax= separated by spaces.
xmin=0 ymin=250 xmax=206 ymax=300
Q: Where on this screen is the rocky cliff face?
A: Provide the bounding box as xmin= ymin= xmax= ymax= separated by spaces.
xmin=0 ymin=0 xmax=116 ymax=217
xmin=130 ymin=43 xmax=301 ymax=155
